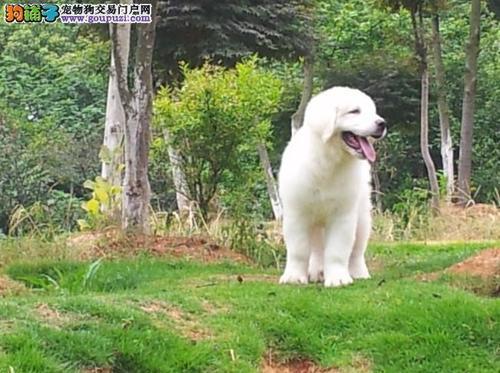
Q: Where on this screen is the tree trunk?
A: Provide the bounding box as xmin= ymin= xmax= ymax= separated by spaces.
xmin=458 ymin=0 xmax=481 ymax=205
xmin=257 ymin=142 xmax=282 ymax=221
xmin=162 ymin=129 xmax=190 ymax=212
xmin=431 ymin=14 xmax=454 ymax=203
xmin=412 ymin=11 xmax=440 ymax=212
xmin=420 ymin=68 xmax=440 ymax=211
xmin=112 ymin=0 xmax=158 ymax=234
xmin=101 ymin=18 xmax=130 ymax=203
xmin=290 ymin=54 xmax=314 ymax=136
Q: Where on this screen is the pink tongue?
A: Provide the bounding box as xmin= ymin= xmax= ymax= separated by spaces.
xmin=358 ymin=136 xmax=376 ymax=162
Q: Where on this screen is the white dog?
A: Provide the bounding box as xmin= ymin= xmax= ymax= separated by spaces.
xmin=279 ymin=87 xmax=386 ymax=287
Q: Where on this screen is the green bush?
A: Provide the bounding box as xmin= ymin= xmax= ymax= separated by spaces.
xmin=0 ymin=21 xmax=107 ymax=200
xmin=154 ymin=57 xmax=282 ymax=219
xmin=0 ymin=111 xmax=51 ymax=232
xmin=77 ymin=176 xmax=122 ymax=231
xmin=8 ymin=191 xmax=84 ymax=238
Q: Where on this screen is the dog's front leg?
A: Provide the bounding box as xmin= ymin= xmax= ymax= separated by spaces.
xmin=349 ymin=196 xmax=371 ymax=279
xmin=279 ymin=213 xmax=310 ymax=284
xmin=308 ymin=226 xmax=324 ymax=282
xmin=323 ymin=211 xmax=357 ymax=287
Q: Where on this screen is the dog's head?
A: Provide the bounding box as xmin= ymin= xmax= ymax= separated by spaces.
xmin=304 ymin=87 xmax=386 ymax=163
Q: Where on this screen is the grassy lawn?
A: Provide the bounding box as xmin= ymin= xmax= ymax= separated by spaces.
xmin=0 ymin=240 xmax=498 ymax=372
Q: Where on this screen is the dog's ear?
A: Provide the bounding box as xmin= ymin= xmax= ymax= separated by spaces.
xmin=303 ymin=92 xmax=338 ymax=142
xmin=320 ymin=106 xmax=338 ymax=143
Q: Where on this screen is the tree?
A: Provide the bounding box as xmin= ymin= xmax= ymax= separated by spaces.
xmin=457 ymin=0 xmax=481 ymax=205
xmin=112 ymin=1 xmax=158 ymax=233
xmin=257 ymin=142 xmax=283 ymax=220
xmin=162 ymin=128 xmax=191 ymax=213
xmin=0 ymin=22 xmax=107 ymax=196
xmin=431 ymin=12 xmax=454 ymax=202
xmin=154 ymin=1 xmax=313 ymax=218
xmin=101 ymin=16 xmax=131 ymax=197
xmin=291 ymin=54 xmax=314 ymax=135
xmin=154 ymin=59 xmax=282 ymax=219
xmin=155 ymin=0 xmax=313 ymax=82
xmin=377 ymin=0 xmax=441 ymax=211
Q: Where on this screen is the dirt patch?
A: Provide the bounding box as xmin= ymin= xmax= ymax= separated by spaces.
xmin=138 ymin=300 xmax=211 ymax=341
xmin=420 ymin=248 xmax=500 ymax=282
xmin=418 ymin=248 xmax=500 ymax=297
xmin=343 ymin=354 xmax=373 ymax=373
xmin=445 ymin=248 xmax=499 ymax=279
xmin=262 ymin=353 xmax=339 ymax=373
xmin=261 ymin=352 xmax=373 ymax=373
xmin=35 ymin=303 xmax=70 ymax=327
xmin=69 ymin=232 xmax=250 ymax=264
xmin=0 ymin=275 xmax=26 ymax=297
xmin=34 ymin=303 xmax=98 ymax=328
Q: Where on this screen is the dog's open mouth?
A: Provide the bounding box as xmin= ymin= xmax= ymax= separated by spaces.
xmin=342 ymin=131 xmax=376 ymax=162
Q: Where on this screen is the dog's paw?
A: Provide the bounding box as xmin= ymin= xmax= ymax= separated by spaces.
xmin=349 ymin=260 xmax=371 ymax=279
xmin=324 ymin=266 xmax=353 ymax=287
xmin=308 ymin=269 xmax=324 ymax=283
xmin=279 ymin=271 xmax=308 ymax=285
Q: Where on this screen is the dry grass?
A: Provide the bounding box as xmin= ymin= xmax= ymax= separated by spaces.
xmin=0 ymin=236 xmax=70 ymax=269
xmin=136 ymin=300 xmax=212 ymax=341
xmin=161 ymin=203 xmax=499 ymax=245
xmin=372 ymin=203 xmax=500 ymax=242
xmin=0 ymin=275 xmax=26 ymax=297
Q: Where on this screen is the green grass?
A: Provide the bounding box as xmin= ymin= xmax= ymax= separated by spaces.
xmin=0 ymin=241 xmax=498 ymax=372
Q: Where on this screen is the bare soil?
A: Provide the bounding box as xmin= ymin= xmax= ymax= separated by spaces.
xmin=69 ymin=232 xmax=249 ymax=264
xmin=261 ymin=352 xmax=373 ymax=373
xmin=418 ymin=248 xmax=500 ymax=297
xmin=420 ymin=248 xmax=500 ymax=281
xmin=262 ymin=356 xmax=339 ymax=373
xmin=445 ymin=248 xmax=499 ymax=279
xmin=35 ymin=303 xmax=68 ymax=327
xmin=0 ymin=275 xmax=26 ymax=297
xmin=137 ymin=300 xmax=211 ymax=341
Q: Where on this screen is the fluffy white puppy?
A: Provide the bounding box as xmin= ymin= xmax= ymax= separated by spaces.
xmin=279 ymin=86 xmax=386 ymax=287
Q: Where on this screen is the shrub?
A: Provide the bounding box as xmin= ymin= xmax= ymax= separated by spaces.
xmin=8 ymin=191 xmax=84 ymax=238
xmin=154 ymin=57 xmax=282 ymax=219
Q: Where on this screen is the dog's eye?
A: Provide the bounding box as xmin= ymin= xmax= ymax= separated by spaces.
xmin=348 ymin=108 xmax=361 ymax=114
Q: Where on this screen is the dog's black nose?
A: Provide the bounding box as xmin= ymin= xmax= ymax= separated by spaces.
xmin=373 ymin=119 xmax=386 ymax=139
xmin=376 ymin=119 xmax=386 ymax=131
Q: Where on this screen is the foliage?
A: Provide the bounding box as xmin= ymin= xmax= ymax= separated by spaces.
xmin=154 ymin=57 xmax=282 ymax=218
xmin=0 ymin=108 xmax=65 ymax=233
xmin=316 ymin=0 xmax=414 ymax=68
xmin=0 ymin=21 xmax=108 ymax=233
xmin=149 ymin=136 xmax=178 ymax=212
xmin=8 ymin=191 xmax=84 ymax=238
xmin=0 ymin=21 xmax=108 ymax=196
xmin=0 ymin=0 xmax=499 ymax=237
xmin=155 ymin=0 xmax=314 ymax=81
xmin=375 ymin=0 xmax=447 ymax=13
xmin=312 ymin=0 xmax=500 ymax=209
xmin=78 ymin=177 xmax=122 ymax=231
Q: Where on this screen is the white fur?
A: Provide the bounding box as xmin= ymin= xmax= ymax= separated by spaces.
xmin=279 ymin=87 xmax=384 ymax=287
